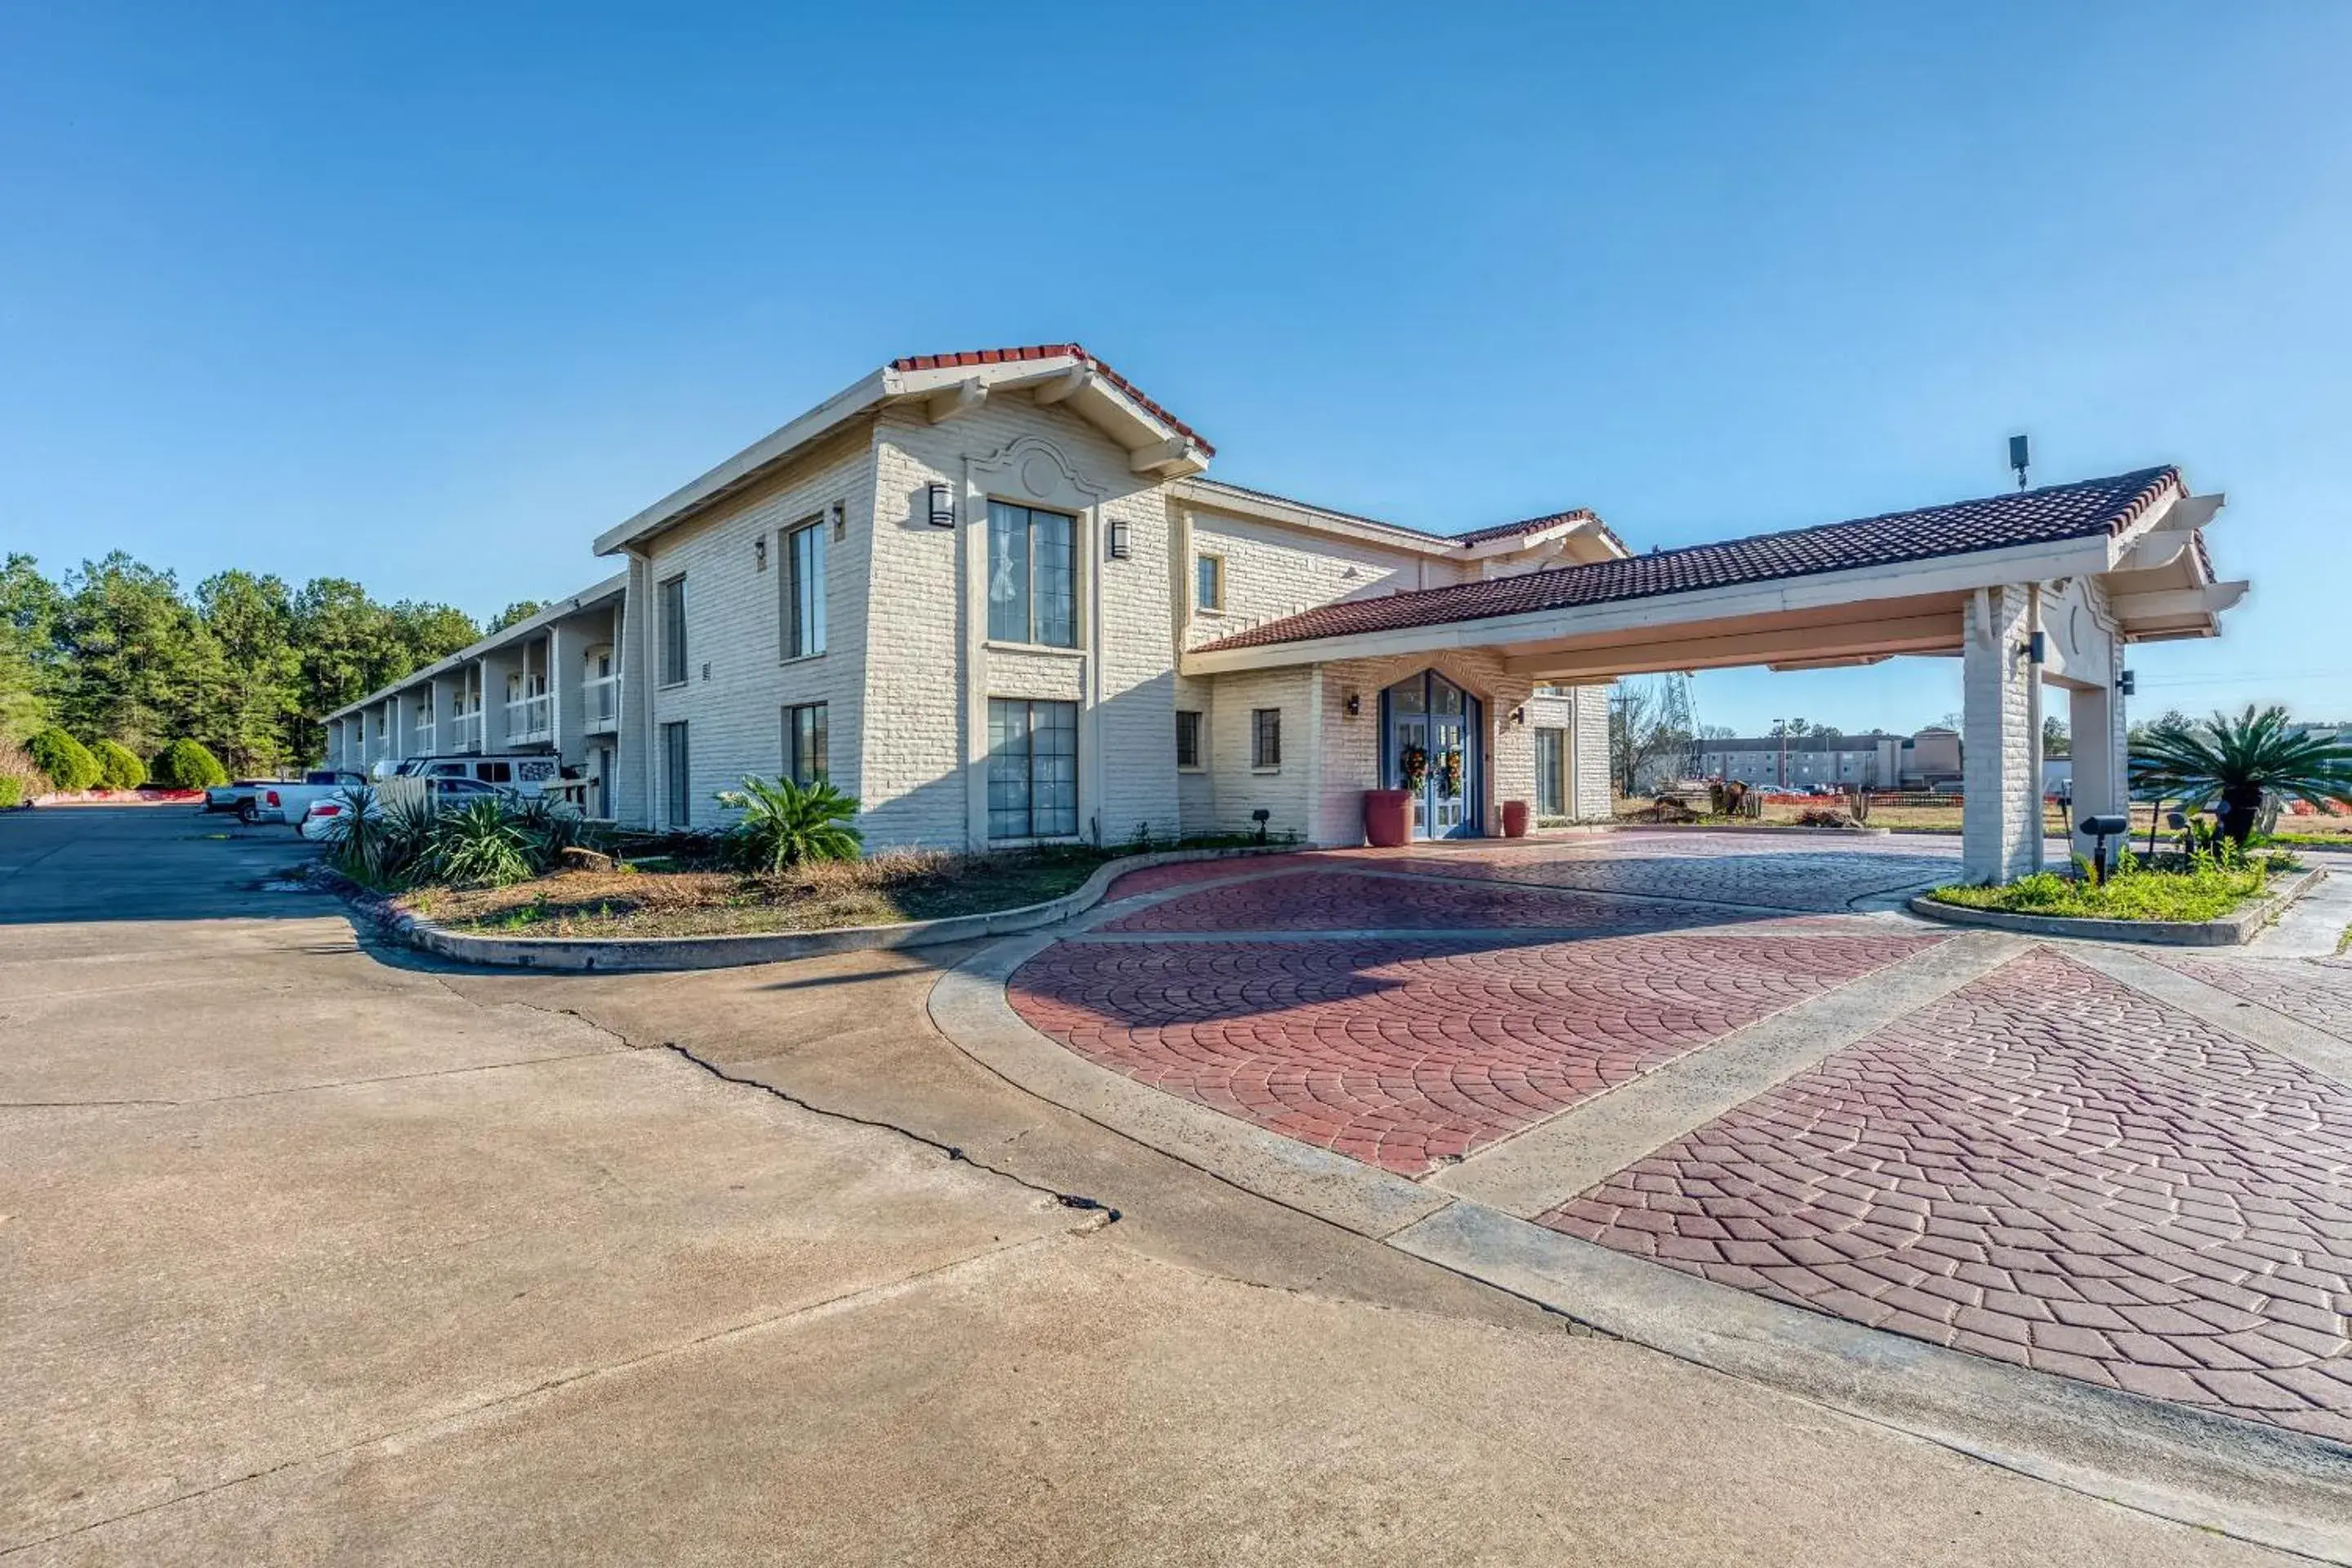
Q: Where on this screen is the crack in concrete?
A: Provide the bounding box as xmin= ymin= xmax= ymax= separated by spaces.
xmin=657 ymin=1040 xmax=1120 ymax=1223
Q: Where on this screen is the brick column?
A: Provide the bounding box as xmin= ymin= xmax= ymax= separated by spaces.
xmin=1962 ymin=586 xmax=2042 ymax=884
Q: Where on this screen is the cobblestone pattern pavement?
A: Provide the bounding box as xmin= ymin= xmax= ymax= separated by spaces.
xmin=2148 ymin=953 xmax=2352 ymax=1046
xmin=1098 ymin=869 xmax=1740 ymax=935
xmin=1392 ymin=840 xmax=1962 ymax=912
xmin=1543 ymin=947 xmax=2352 ymax=1442
xmin=1008 ymin=926 xmax=1940 ymax=1176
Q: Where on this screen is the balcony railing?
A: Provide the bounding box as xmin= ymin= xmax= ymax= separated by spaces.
xmin=506 ymin=693 xmax=552 ymax=742
xmin=453 ymin=711 xmax=483 ymax=752
xmin=583 ymin=674 xmax=620 ymax=730
xmin=413 ymin=724 xmax=436 ymax=754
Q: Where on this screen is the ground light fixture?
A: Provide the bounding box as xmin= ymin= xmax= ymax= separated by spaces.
xmin=2078 ymin=813 xmax=2129 ymax=883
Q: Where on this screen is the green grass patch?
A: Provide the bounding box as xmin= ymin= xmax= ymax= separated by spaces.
xmin=1927 ymin=859 xmax=2275 ymax=924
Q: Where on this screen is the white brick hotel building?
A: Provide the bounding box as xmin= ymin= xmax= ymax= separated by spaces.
xmin=326 ymin=343 xmax=2244 ymax=879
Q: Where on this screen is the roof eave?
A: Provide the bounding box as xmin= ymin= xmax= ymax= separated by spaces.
xmin=1181 ymin=533 xmax=2118 ymax=676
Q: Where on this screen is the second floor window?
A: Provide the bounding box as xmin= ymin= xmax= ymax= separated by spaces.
xmin=987 ymin=501 xmax=1076 ymax=647
xmin=1196 ymin=554 xmax=1224 ymax=612
xmin=782 ymin=518 xmax=826 ymax=659
xmin=659 ymin=574 xmax=688 ymax=685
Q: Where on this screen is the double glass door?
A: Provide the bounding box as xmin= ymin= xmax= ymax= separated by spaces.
xmin=1384 ymin=671 xmax=1476 ymax=838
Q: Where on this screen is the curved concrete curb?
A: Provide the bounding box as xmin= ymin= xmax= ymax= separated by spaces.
xmin=375 ymin=844 xmax=1298 ymax=973
xmin=1909 ymin=866 xmax=2328 ymax=947
xmin=928 ymin=910 xmax=2352 ymax=1561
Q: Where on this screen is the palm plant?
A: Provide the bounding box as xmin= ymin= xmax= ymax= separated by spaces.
xmin=715 ymin=775 xmax=863 ymax=871
xmin=2131 ymin=705 xmax=2352 ymax=844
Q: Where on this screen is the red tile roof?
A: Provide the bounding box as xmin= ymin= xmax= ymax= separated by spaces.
xmin=1450 ymin=507 xmax=1601 ymax=545
xmin=890 ymin=344 xmax=1214 ymax=456
xmin=1195 ymin=467 xmax=2180 ymax=655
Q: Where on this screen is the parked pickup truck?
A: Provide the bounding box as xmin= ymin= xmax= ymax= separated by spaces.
xmin=241 ymin=770 xmax=368 ymax=826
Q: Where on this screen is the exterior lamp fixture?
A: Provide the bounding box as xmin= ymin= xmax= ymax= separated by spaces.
xmin=2027 ymin=630 xmax=2047 ymax=666
xmin=926 ymin=483 xmax=956 ymax=529
xmin=754 ymin=537 xmax=768 ymax=571
xmin=1107 ymin=519 xmax=1130 ymax=559
xmin=831 ymin=500 xmax=847 ymax=540
xmin=2119 ymin=669 xmax=2136 ymax=697
xmin=1343 ymin=692 xmax=1361 ymax=719
xmin=1511 ymin=706 xmax=1526 ymax=725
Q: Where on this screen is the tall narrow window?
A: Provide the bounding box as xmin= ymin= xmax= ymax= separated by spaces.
xmin=1196 ymin=554 xmax=1224 ymax=612
xmin=1174 ymin=710 xmax=1202 ymax=769
xmin=987 ymin=698 xmax=1079 ymax=839
xmin=784 ymin=702 xmax=829 ymax=786
xmin=662 ymin=720 xmax=690 ymax=827
xmin=782 ymin=519 xmax=826 ymax=659
xmin=658 ymin=575 xmax=688 ymax=686
xmin=1535 ymin=728 xmax=1566 ymax=817
xmin=987 ymin=501 xmax=1077 ymax=647
xmin=1253 ymin=708 xmax=1281 ymax=769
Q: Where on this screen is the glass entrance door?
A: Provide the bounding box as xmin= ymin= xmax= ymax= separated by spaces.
xmin=1383 ymin=670 xmax=1479 ymax=839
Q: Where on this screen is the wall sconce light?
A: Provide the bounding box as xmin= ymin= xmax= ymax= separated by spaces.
xmin=2118 ymin=669 xmax=2136 ymax=697
xmin=926 ymin=483 xmax=956 ymax=529
xmin=831 ymin=500 xmax=847 ymax=540
xmin=1343 ymin=692 xmax=1361 ymax=719
xmin=2026 ymin=631 xmax=2047 ymax=666
xmin=1107 ymin=519 xmax=1130 ymax=559
xmin=1511 ymin=706 xmax=1526 ymax=725
xmin=753 ymin=537 xmax=768 ymax=571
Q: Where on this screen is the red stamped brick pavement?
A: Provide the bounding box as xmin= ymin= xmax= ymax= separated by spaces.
xmin=1544 ymin=947 xmax=2352 ymax=1442
xmin=2149 ymin=952 xmax=2352 ymax=1046
xmin=1008 ymin=924 xmax=1940 ymax=1175
xmin=1386 ymin=837 xmax=1961 ymax=912
xmin=1098 ymin=869 xmax=1730 ymax=935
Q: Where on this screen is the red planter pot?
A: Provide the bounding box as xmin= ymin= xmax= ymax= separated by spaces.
xmin=1501 ymin=800 xmax=1530 ymax=838
xmin=1362 ymin=789 xmax=1413 ymax=848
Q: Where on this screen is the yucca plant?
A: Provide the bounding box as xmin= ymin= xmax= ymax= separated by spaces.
xmin=2132 ymin=705 xmax=2352 ymax=845
xmin=424 ymin=796 xmax=539 ymax=888
xmin=320 ymin=785 xmax=397 ymax=884
xmin=715 ymin=775 xmax=862 ymax=871
xmin=514 ymin=792 xmax=590 ymax=866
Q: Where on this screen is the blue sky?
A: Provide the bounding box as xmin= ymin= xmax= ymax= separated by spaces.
xmin=3 ymin=2 xmax=2345 ymax=734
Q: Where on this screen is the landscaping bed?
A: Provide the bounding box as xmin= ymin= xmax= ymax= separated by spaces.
xmin=401 ymin=845 xmax=1121 ymax=938
xmin=1912 ymin=850 xmax=2319 ymax=947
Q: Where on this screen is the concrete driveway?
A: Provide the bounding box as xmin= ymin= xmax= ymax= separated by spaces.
xmin=0 ymin=808 xmax=2328 ymax=1564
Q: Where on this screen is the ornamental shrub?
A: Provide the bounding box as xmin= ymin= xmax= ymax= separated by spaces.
xmin=27 ymin=727 xmax=102 ymax=792
xmin=0 ymin=776 xmax=20 ymax=808
xmin=92 ymin=739 xmax=147 ymax=791
xmin=150 ymin=738 xmax=229 ymax=790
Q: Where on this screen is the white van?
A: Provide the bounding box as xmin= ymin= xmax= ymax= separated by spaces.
xmin=382 ymin=755 xmax=563 ymax=796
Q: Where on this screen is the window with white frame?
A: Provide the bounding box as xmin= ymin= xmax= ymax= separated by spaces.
xmin=987 ymin=698 xmax=1078 ymax=839
xmin=987 ymin=502 xmax=1076 ymax=647
xmin=782 ymin=517 xmax=826 ymax=660
xmin=658 ymin=575 xmax=688 ymax=686
xmin=784 ymin=702 xmax=828 ymax=786
xmin=1252 ymin=707 xmax=1281 ymax=769
xmin=1196 ymin=553 xmax=1224 ymax=612
xmin=1174 ymin=710 xmax=1202 ymax=770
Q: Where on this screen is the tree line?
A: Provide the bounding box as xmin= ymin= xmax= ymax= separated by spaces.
xmin=1 ymin=550 xmax=541 ymax=777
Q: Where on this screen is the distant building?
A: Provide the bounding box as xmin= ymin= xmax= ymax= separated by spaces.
xmin=1693 ymin=726 xmax=1965 ymax=792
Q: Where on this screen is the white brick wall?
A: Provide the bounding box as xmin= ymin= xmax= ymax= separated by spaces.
xmin=1962 ymin=585 xmax=2042 ymax=883
xmin=864 ymin=396 xmax=1180 ymax=851
xmin=637 ymin=424 xmax=874 ymax=833
xmin=1182 ymin=508 xmax=1456 ymax=653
